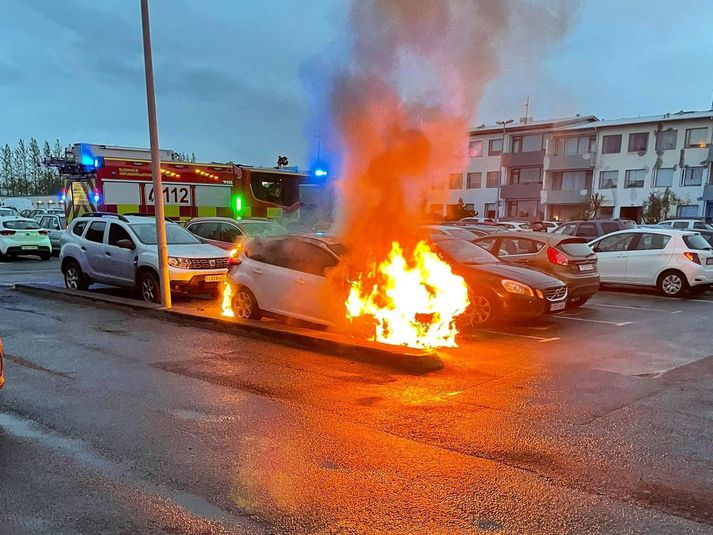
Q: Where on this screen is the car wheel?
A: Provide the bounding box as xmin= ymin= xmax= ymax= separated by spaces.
xmin=138 ymin=270 xmax=161 ymax=304
xmin=657 ymin=270 xmax=688 ymax=298
xmin=467 ymin=292 xmax=498 ymax=328
xmin=231 ymin=286 xmax=261 ymax=320
xmin=63 ymin=260 xmax=89 ymax=291
xmin=567 ymin=296 xmax=590 ymax=308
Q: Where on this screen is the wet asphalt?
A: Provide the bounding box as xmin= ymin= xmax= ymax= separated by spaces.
xmin=0 ymin=257 xmax=712 ymax=534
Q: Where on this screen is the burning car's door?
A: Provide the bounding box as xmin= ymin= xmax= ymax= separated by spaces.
xmin=243 ymin=238 xmax=295 ymax=317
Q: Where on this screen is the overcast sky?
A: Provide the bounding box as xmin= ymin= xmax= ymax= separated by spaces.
xmin=1 ymin=0 xmax=711 ymax=167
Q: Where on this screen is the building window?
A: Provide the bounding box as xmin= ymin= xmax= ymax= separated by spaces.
xmin=468 ymin=140 xmax=484 ymax=158
xmin=598 ymin=170 xmax=618 ymax=189
xmin=509 ymin=167 xmax=541 ymax=185
xmin=677 ymin=205 xmax=699 ymax=217
xmin=486 ymin=171 xmax=500 ymax=188
xmin=511 ymin=134 xmax=543 ymax=153
xmin=552 ymin=171 xmax=589 ymax=191
xmin=653 ymin=167 xmax=674 ymax=187
xmin=484 ymin=203 xmax=497 ymax=218
xmin=681 ymin=167 xmax=704 ymax=186
xmin=685 ymin=127 xmax=708 ymax=148
xmin=555 ymin=135 xmax=596 ymax=155
xmin=628 ymin=132 xmax=649 ymax=152
xmin=602 ymin=134 xmax=622 ymax=154
xmin=624 ymin=169 xmax=646 ymax=188
xmin=449 ymin=173 xmax=462 ymax=189
xmin=466 ymin=172 xmax=481 ymax=189
xmin=655 ymin=130 xmax=677 ymax=151
xmin=488 ymin=138 xmax=503 ymax=156
xmin=465 ymin=203 xmax=475 ymax=212
xmin=507 ymin=200 xmax=538 ymax=219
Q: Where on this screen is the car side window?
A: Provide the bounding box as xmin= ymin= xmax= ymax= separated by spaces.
xmin=49 ymin=217 xmax=61 ymax=230
xmin=672 ymin=221 xmax=688 ymax=230
xmin=555 ymin=223 xmax=576 ymax=235
xmin=72 ymin=220 xmax=88 ymax=236
xmin=85 ymin=221 xmax=107 ymax=243
xmin=186 ymin=223 xmax=204 ymax=237
xmin=596 ymin=233 xmax=636 ymax=252
xmin=290 ymin=242 xmax=338 ymax=276
xmin=576 ymin=223 xmax=598 ymax=238
xmin=474 ymin=238 xmax=496 ymax=251
xmin=601 ymin=222 xmax=619 ymax=234
xmin=108 ymin=223 xmax=134 ymax=247
xmin=498 ymin=238 xmax=543 ymax=256
xmin=634 ymin=233 xmax=671 ymax=251
xmin=658 ymin=221 xmax=672 ymax=227
xmin=219 ymin=223 xmax=241 ymax=243
xmin=693 ymin=222 xmax=706 ymax=229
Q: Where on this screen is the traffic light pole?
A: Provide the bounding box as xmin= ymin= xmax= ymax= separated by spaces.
xmin=140 ymin=0 xmax=171 ymax=308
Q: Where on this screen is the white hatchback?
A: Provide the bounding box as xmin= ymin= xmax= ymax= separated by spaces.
xmin=0 ymin=216 xmax=52 ymax=260
xmin=588 ymin=229 xmax=713 ymax=297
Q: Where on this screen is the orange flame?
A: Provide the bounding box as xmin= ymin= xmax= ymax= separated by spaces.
xmin=221 ymin=280 xmax=235 ymax=318
xmin=345 ymin=241 xmax=469 ymax=349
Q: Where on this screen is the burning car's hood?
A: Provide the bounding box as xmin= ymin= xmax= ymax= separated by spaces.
xmin=464 ymin=262 xmax=563 ymax=289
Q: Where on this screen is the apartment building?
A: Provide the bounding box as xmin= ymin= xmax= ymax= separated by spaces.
xmin=434 ymin=109 xmax=713 ymax=222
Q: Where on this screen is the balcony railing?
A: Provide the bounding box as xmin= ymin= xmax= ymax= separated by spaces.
xmin=541 ymin=189 xmax=591 ymax=205
xmin=547 ymin=152 xmax=596 ymax=171
xmin=500 ymin=182 xmax=542 ymax=200
xmin=501 ymin=150 xmax=545 ymax=168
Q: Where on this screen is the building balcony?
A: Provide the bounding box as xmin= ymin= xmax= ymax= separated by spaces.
xmin=501 ymin=150 xmax=545 ymax=168
xmin=500 ymin=182 xmax=542 ymax=200
xmin=702 ymin=184 xmax=713 ymax=201
xmin=546 ymin=152 xmax=596 ymax=171
xmin=541 ymin=189 xmax=591 ymax=205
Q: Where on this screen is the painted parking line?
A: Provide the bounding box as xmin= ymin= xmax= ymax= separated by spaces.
xmin=476 ymin=330 xmax=560 ymax=343
xmin=556 ymin=315 xmax=632 ymax=326
xmin=587 ymin=303 xmax=681 ymax=314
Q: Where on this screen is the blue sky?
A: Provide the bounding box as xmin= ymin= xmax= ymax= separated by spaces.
xmin=0 ymin=0 xmax=711 ymax=167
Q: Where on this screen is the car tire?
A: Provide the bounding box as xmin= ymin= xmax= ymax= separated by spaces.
xmin=63 ymin=260 xmax=89 ymax=291
xmin=567 ymin=296 xmax=590 ymax=308
xmin=231 ymin=286 xmax=262 ymax=320
xmin=657 ymin=270 xmax=688 ymax=298
xmin=466 ymin=290 xmax=498 ymax=328
xmin=138 ymin=270 xmax=161 ymax=304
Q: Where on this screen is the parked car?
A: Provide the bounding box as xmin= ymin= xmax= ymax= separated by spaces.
xmin=554 ymin=219 xmax=636 ymax=239
xmin=0 ymin=336 xmax=4 ymax=390
xmin=226 ymin=234 xmax=568 ymax=328
xmin=0 ymin=207 xmax=17 ymax=217
xmin=472 ymin=231 xmax=599 ymax=307
xmin=186 ymin=217 xmax=290 ymax=250
xmin=420 ymin=225 xmax=483 ymax=240
xmin=25 ymin=208 xmax=63 ymax=220
xmin=37 ymin=213 xmax=67 ymax=253
xmin=0 ymin=216 xmax=52 ymax=260
xmin=452 ymin=224 xmax=504 ymax=236
xmin=457 ymin=217 xmax=496 ymax=225
xmin=60 ymin=213 xmax=229 ymax=302
xmin=588 ymin=229 xmax=713 ymax=297
xmin=655 ymin=218 xmax=713 ymax=231
xmin=694 ymin=229 xmax=713 ymax=248
xmin=495 ymin=221 xmax=531 ymax=232
xmin=531 ymin=221 xmax=559 ymax=232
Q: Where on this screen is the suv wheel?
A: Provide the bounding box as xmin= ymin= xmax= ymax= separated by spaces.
xmin=657 ymin=270 xmax=688 ymax=298
xmin=63 ymin=260 xmax=89 ymax=291
xmin=138 ymin=270 xmax=161 ymax=304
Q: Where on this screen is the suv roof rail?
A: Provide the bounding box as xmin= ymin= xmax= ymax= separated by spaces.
xmin=81 ymin=212 xmax=130 ymax=222
xmin=122 ymin=212 xmax=175 ymax=223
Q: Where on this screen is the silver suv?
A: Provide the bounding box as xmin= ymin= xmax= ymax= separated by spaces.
xmin=60 ymin=213 xmax=229 ymax=302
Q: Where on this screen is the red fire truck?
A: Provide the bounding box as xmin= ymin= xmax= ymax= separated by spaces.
xmin=55 ymin=145 xmax=312 ymax=223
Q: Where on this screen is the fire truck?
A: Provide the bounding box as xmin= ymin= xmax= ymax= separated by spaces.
xmin=51 ymin=144 xmax=318 ymax=224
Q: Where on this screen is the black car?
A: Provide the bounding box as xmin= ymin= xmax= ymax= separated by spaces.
xmin=432 ymin=236 xmax=568 ymax=327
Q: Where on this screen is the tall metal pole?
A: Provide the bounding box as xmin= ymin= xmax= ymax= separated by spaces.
xmin=140 ymin=0 xmax=171 ymax=308
xmin=495 ymin=119 xmax=513 ymax=221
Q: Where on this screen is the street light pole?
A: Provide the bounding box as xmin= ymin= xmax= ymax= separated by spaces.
xmin=140 ymin=0 xmax=171 ymax=308
xmin=495 ymin=119 xmax=514 ymax=220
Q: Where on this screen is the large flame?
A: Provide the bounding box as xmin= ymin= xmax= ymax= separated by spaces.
xmin=345 ymin=241 xmax=469 ymax=349
xmin=221 ymin=280 xmax=235 ymax=318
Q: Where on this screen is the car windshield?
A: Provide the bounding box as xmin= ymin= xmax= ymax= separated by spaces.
xmin=683 ymin=234 xmax=713 ymax=250
xmin=3 ymin=219 xmax=40 ymax=230
xmin=130 ymin=223 xmax=201 ymax=245
xmin=239 ymin=220 xmax=289 ymax=237
xmin=436 ymin=239 xmax=499 ymax=265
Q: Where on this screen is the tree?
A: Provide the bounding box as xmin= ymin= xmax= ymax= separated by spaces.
xmin=576 ymin=193 xmax=605 ymax=220
xmin=642 ymin=188 xmax=682 ymax=224
xmin=42 ymin=141 xmax=55 ymax=194
xmin=450 ymin=198 xmax=475 ymax=220
xmin=0 ymin=144 xmax=13 ymax=195
xmin=28 ymin=138 xmax=42 ymax=194
xmin=190 ymin=152 xmax=196 ymax=163
xmin=13 ymin=139 xmax=29 ymax=195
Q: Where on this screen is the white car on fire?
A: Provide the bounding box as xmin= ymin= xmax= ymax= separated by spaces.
xmin=0 ymin=216 xmax=52 ymax=260
xmin=60 ymin=213 xmax=229 ymax=302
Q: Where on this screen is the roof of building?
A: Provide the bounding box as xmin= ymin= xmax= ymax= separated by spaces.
xmin=556 ymin=109 xmax=713 ymax=131
xmin=469 ymin=115 xmax=598 ymax=136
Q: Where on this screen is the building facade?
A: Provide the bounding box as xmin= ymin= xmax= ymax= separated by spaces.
xmin=432 ymin=109 xmax=713 ymax=222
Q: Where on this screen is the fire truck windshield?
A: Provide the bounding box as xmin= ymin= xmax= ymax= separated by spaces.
xmin=130 ymin=223 xmax=201 ymax=245
xmin=250 ymin=171 xmax=302 ymax=208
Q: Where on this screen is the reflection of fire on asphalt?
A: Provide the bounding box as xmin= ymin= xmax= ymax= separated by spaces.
xmin=346 ymin=241 xmax=469 ymax=349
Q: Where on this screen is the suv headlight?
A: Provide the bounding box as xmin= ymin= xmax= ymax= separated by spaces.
xmin=168 ymin=256 xmax=191 ymax=269
xmin=501 ymin=279 xmax=534 ymax=297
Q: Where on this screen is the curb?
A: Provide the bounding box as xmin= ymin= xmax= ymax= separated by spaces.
xmin=12 ymin=283 xmax=444 ymax=374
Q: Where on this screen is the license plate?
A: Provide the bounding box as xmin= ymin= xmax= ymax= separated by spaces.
xmin=550 ymin=301 xmax=566 ymax=312
xmin=21 ymin=245 xmax=38 ymax=250
xmin=578 ymin=263 xmax=594 ymax=272
xmin=707 ymin=258 xmax=713 ymax=266
xmin=204 ymin=275 xmax=224 ymax=282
